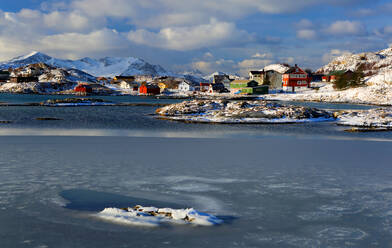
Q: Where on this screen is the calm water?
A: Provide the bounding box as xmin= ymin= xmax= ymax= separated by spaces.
xmin=0 ymin=94 xmax=392 ymax=248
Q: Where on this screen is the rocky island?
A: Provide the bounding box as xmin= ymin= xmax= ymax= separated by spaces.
xmin=156 ymin=100 xmax=334 ymax=124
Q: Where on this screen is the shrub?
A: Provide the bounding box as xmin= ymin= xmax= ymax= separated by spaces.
xmin=333 ymin=69 xmax=365 ymax=90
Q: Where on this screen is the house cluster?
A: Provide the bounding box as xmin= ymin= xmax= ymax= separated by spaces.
xmin=179 ymin=64 xmax=313 ymax=95
xmin=322 ymin=70 xmax=354 ymax=82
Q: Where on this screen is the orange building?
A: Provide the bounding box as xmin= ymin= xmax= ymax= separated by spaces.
xmin=139 ymin=84 xmax=160 ymax=95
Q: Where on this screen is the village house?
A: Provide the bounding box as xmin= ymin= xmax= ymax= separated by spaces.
xmin=157 ymin=82 xmax=168 ymax=93
xmin=282 ymin=65 xmax=312 ymax=92
xmin=139 ymin=84 xmax=160 ymax=95
xmin=230 ymin=80 xmax=268 ymax=95
xmin=208 ymin=82 xmax=226 ymax=93
xmin=74 ymin=83 xmax=93 ymax=94
xmin=113 ymin=76 xmax=135 ymax=82
xmin=10 ymin=76 xmax=39 ymax=83
xmin=178 ymin=81 xmax=199 ymax=92
xmin=97 ymin=77 xmax=109 ymax=83
xmin=249 ymin=71 xmax=265 ymax=85
xmin=119 ymin=81 xmax=139 ymax=91
xmin=0 ymin=70 xmax=10 ymax=83
xmin=213 ymin=74 xmax=232 ymax=90
xmin=323 ymin=70 xmax=354 ymax=82
xmin=200 ymin=82 xmax=211 ymax=92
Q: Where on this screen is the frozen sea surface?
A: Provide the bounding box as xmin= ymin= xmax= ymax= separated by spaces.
xmin=0 ymin=136 xmax=392 ymax=248
xmin=0 ymin=94 xmax=392 ymax=247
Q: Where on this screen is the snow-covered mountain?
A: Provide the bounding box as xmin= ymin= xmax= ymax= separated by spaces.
xmin=205 ymin=71 xmax=242 ymax=82
xmin=0 ymin=52 xmax=172 ymax=78
xmin=317 ymin=47 xmax=392 ymax=76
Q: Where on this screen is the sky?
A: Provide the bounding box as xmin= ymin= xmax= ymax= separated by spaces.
xmin=0 ymin=0 xmax=392 ymax=76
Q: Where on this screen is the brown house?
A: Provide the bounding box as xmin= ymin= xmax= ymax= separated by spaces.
xmin=10 ymin=76 xmax=39 ymax=83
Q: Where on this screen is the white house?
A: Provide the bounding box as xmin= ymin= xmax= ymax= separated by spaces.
xmin=178 ymin=81 xmax=198 ymax=92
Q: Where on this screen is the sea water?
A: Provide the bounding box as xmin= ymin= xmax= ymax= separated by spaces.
xmin=0 ymin=95 xmax=392 ymax=247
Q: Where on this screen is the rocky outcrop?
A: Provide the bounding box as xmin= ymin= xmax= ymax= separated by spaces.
xmin=156 ymin=100 xmax=334 ymax=123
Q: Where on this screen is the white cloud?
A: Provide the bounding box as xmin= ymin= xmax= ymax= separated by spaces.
xmin=40 ymin=29 xmax=127 ymax=55
xmin=322 ymin=49 xmax=352 ymax=63
xmin=128 ymin=19 xmax=255 ymax=51
xmin=326 ymin=20 xmax=366 ymax=36
xmin=191 ymin=59 xmax=236 ymax=74
xmin=295 ymin=19 xmax=314 ymax=29
xmin=297 ymin=29 xmax=317 ymax=40
xmin=252 ymin=52 xmax=273 ymax=59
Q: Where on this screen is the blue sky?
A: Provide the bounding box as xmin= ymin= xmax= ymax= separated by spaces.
xmin=1 ymin=0 xmax=392 ymax=75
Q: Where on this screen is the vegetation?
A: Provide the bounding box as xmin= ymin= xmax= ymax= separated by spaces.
xmin=333 ymin=68 xmax=365 ymax=90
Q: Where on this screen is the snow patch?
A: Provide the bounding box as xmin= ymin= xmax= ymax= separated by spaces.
xmin=96 ymin=205 xmax=223 ymax=227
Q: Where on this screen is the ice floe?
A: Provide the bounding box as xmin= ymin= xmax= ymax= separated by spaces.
xmin=96 ymin=205 xmax=223 ymax=227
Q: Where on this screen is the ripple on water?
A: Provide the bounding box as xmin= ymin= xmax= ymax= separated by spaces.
xmin=317 ymin=227 xmax=367 ymax=241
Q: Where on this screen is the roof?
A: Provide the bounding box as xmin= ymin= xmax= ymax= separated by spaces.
xmin=327 ymin=70 xmax=353 ymax=76
xmin=285 ymin=65 xmax=307 ymax=74
xmin=249 ymin=71 xmax=264 ymax=75
xmin=114 ymin=76 xmax=135 ymax=79
xmin=231 ymin=80 xmax=256 ymax=84
xmin=264 ymin=64 xmax=291 ymax=74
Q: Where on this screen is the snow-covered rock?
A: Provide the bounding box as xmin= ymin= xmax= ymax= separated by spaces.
xmin=0 ymin=52 xmax=172 ymax=78
xmin=96 ymin=205 xmax=223 ymax=227
xmin=156 ymin=100 xmax=334 ymax=123
xmin=337 ymin=108 xmax=392 ymax=128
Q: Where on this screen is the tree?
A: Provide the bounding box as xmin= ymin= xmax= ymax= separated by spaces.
xmin=333 ymin=68 xmax=364 ymax=90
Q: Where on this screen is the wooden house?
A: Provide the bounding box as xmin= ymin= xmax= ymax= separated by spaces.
xmin=74 ymin=83 xmax=93 ymax=93
xmin=139 ymin=84 xmax=160 ymax=95
xmin=0 ymin=70 xmax=10 ymax=82
xmin=200 ymin=82 xmax=211 ymax=92
xmin=10 ymin=76 xmax=39 ymax=83
xmin=208 ymin=82 xmax=226 ymax=93
xmin=249 ymin=71 xmax=265 ymax=85
xmin=230 ymin=80 xmax=268 ymax=94
xmin=113 ymin=76 xmax=135 ymax=82
xmin=179 ymin=81 xmax=199 ymax=92
xmin=282 ymin=65 xmax=312 ymax=92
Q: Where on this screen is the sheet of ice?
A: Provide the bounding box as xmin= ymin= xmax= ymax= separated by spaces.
xmin=96 ymin=205 xmax=223 ymax=227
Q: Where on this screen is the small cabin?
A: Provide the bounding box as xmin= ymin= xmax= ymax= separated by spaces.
xmin=249 ymin=71 xmax=265 ymax=85
xmin=179 ymin=81 xmax=199 ymax=92
xmin=200 ymin=82 xmax=211 ymax=92
xmin=10 ymin=76 xmax=39 ymax=83
xmin=0 ymin=70 xmax=10 ymax=82
xmin=74 ymin=84 xmax=93 ymax=93
xmin=208 ymin=83 xmax=226 ymax=93
xmin=139 ymin=84 xmax=160 ymax=95
xmin=113 ymin=76 xmax=135 ymax=82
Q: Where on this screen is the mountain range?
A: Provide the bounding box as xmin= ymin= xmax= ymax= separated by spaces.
xmin=0 ymin=52 xmax=172 ymax=78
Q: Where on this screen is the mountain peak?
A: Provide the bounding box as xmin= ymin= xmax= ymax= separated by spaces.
xmin=0 ymin=52 xmax=171 ymax=77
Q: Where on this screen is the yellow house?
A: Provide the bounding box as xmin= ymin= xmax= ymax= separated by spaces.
xmin=158 ymin=82 xmax=167 ymax=92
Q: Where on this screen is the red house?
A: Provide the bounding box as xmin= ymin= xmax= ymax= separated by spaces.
xmin=322 ymin=76 xmax=331 ymax=82
xmin=74 ymin=83 xmax=93 ymax=93
xmin=200 ymin=82 xmax=210 ymax=92
xmin=139 ymin=84 xmax=160 ymax=95
xmin=282 ymin=65 xmax=311 ymax=92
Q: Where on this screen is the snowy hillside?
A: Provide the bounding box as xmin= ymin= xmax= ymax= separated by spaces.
xmin=317 ymin=47 xmax=392 ymax=77
xmin=0 ymin=52 xmax=172 ymax=78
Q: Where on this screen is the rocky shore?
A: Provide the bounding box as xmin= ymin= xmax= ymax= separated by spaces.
xmin=156 ymin=100 xmax=335 ymax=124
